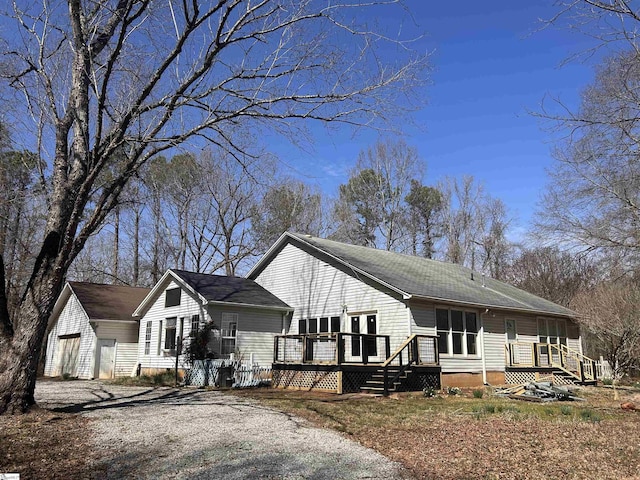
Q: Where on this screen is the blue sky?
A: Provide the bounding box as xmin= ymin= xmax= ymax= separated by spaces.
xmin=270 ymin=2 xmax=598 ymax=239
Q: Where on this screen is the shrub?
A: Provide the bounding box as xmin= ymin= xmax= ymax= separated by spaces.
xmin=560 ymin=405 xmax=572 ymax=416
xmin=472 ymin=389 xmax=484 ymax=399
xmin=446 ymin=386 xmax=461 ymax=396
xmin=602 ymin=377 xmax=613 ymax=386
xmin=423 ymin=387 xmax=437 ymax=398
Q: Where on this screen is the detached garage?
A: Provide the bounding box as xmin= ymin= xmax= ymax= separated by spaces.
xmin=44 ymin=282 xmax=150 ymax=379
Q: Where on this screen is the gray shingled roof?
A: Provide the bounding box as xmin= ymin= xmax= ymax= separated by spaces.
xmin=68 ymin=282 xmax=151 ymax=321
xmin=285 ymin=233 xmax=575 ymax=317
xmin=171 ymin=269 xmax=291 ymax=310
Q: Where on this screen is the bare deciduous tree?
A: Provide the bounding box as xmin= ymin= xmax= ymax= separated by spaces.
xmin=536 ymin=49 xmax=640 ymax=268
xmin=572 ymin=280 xmax=640 ymax=378
xmin=0 ymin=0 xmax=429 ymax=414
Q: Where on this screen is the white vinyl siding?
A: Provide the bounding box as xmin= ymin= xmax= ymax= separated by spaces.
xmin=93 ymin=321 xmax=140 ymax=378
xmin=137 ymin=278 xmax=209 ymax=370
xmin=45 ymin=289 xmax=141 ymax=379
xmin=253 ymin=242 xmax=409 ymax=351
xmin=137 ymin=277 xmax=284 ymax=369
xmin=44 ymin=292 xmax=96 ymax=379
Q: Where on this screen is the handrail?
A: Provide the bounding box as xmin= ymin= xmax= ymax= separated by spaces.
xmin=382 ymin=334 xmax=417 ymax=367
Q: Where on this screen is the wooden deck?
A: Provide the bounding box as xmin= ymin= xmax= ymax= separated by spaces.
xmin=273 ymin=333 xmax=441 ymax=394
xmin=505 ymin=342 xmax=597 ymax=385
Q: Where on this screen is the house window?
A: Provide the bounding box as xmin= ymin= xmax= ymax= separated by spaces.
xmin=319 ymin=317 xmax=329 ymax=333
xmin=165 ymin=287 xmax=181 ymax=307
xmin=164 ymin=317 xmax=177 ymax=351
xmin=157 ymin=320 xmax=163 ymax=355
xmin=436 ymin=308 xmax=479 ymax=356
xmin=144 ymin=321 xmax=152 ymax=355
xmin=331 ymin=316 xmax=340 ymax=333
xmin=538 ymin=318 xmax=567 ymax=346
xmin=191 ymin=315 xmax=200 ymax=335
xmin=221 ymin=313 xmax=238 ymax=356
xmin=298 ymin=316 xmax=341 ymax=335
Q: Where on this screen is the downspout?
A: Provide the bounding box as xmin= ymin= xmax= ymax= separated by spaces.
xmin=480 ymin=309 xmax=488 ymax=385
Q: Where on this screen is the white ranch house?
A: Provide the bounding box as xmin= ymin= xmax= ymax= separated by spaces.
xmin=247 ymin=232 xmax=595 ymax=393
xmin=44 ymin=282 xmax=150 ymax=379
xmin=44 ymin=233 xmax=595 ymax=394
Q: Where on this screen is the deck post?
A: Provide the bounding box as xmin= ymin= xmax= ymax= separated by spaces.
xmin=274 ymin=336 xmax=279 ymax=363
xmin=337 ymin=333 xmax=345 ymax=365
xmin=385 ymin=337 xmax=391 ymax=361
xmin=532 ymin=343 xmax=538 ymax=367
xmin=301 ymin=336 xmax=307 ymax=363
xmin=383 ymin=366 xmax=389 ymax=396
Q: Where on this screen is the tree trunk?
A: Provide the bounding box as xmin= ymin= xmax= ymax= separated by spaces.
xmin=113 ymin=207 xmax=120 ymax=282
xmin=0 ymin=259 xmax=63 ymax=414
xmin=133 ymin=208 xmax=140 ymax=285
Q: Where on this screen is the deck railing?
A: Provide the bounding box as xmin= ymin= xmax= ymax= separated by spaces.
xmin=505 ymin=342 xmax=596 ymax=382
xmin=274 ymin=333 xmax=391 ymax=365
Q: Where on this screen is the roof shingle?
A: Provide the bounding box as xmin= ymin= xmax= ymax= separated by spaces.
xmin=286 ymin=233 xmax=575 ymax=317
xmin=68 ymin=282 xmax=151 ymax=321
xmin=171 ymin=270 xmax=291 ymax=310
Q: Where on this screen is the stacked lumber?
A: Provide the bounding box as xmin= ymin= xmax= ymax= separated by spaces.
xmin=495 ymin=382 xmax=585 ymax=402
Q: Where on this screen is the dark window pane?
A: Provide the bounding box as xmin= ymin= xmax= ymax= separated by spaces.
xmin=452 ymin=332 xmax=463 ymax=354
xmin=165 ymin=288 xmax=181 ymax=307
xmin=436 ymin=309 xmax=449 ymax=330
xmin=164 ymin=318 xmax=177 ymax=350
xmin=467 ymin=334 xmax=477 ymax=355
xmin=466 ymin=312 xmax=478 ymax=333
xmin=351 ymin=317 xmax=360 ymax=356
xmin=308 ymin=318 xmax=317 ymax=333
xmin=298 ymin=319 xmax=307 ymax=334
xmin=351 ymin=317 xmax=360 ymax=333
xmin=366 ymin=315 xmax=376 ymax=334
xmin=221 ymin=338 xmax=235 ymax=355
xmin=437 ymin=332 xmax=448 ymax=355
xmin=330 ymin=316 xmax=340 ymax=333
xmin=319 ymin=317 xmax=329 ymax=332
xmin=451 ymin=310 xmax=464 ymax=331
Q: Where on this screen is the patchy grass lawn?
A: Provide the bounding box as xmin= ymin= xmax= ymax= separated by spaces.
xmin=233 ymin=386 xmax=640 ymax=480
xmin=0 ymin=407 xmax=97 ymax=479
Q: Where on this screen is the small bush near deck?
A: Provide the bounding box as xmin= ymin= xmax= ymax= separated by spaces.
xmin=446 ymin=386 xmax=461 ymax=396
xmin=602 ymin=377 xmax=613 ymax=386
xmin=484 ymin=404 xmax=496 ymax=414
xmin=423 ymin=387 xmax=437 ymax=398
xmin=472 ymin=389 xmax=484 ymax=399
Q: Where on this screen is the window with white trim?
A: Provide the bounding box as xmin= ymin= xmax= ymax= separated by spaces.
xmin=165 ymin=288 xmax=181 ymax=307
xmin=538 ymin=318 xmax=567 ymax=346
xmin=164 ymin=317 xmax=177 ymax=351
xmin=221 ymin=313 xmax=238 ymax=356
xmin=190 ymin=314 xmax=200 ymax=336
xmin=144 ymin=321 xmax=152 ymax=355
xmin=436 ymin=308 xmax=479 ymax=356
xmin=298 ymin=316 xmax=341 ymax=334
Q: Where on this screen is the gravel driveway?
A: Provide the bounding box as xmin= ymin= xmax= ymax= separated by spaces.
xmin=35 ymin=380 xmax=405 ymax=479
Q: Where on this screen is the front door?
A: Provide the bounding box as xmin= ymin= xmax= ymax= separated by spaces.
xmin=366 ymin=314 xmax=377 ymax=358
xmin=97 ymin=339 xmax=116 ymax=379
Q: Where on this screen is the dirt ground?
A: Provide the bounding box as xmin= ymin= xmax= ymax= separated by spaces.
xmin=3 ymin=381 xmax=640 ymax=479
xmin=233 ymin=385 xmax=640 ymax=480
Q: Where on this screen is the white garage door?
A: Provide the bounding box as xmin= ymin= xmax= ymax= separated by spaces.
xmin=55 ymin=334 xmax=80 ymax=377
